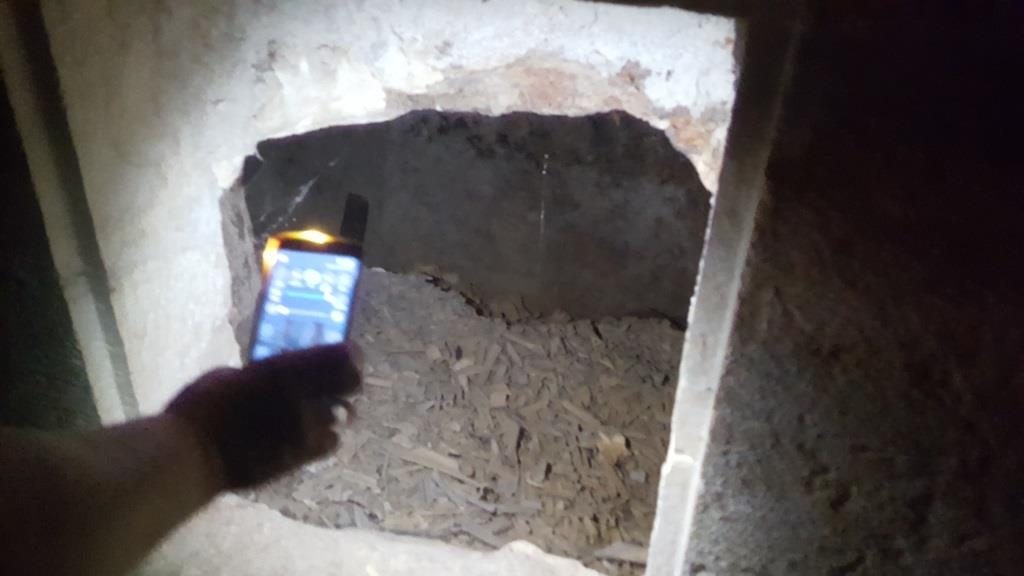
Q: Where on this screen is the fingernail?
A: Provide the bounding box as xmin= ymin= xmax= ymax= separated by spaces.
xmin=332 ymin=398 xmax=356 ymax=424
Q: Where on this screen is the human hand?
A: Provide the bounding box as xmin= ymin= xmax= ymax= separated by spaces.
xmin=165 ymin=344 xmax=362 ymax=489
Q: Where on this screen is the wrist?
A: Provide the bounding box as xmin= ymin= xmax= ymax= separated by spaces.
xmin=160 ymin=411 xmax=229 ymax=495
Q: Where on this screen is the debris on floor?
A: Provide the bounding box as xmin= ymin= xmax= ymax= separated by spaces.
xmin=243 ymin=269 xmax=682 ymax=575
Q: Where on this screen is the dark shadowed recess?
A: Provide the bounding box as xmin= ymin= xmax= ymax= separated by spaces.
xmin=0 ymin=77 xmax=98 ymax=430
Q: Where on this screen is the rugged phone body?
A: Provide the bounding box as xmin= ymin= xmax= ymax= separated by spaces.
xmin=248 ymin=230 xmax=363 ymax=362
xmin=248 ymin=194 xmax=369 ymax=362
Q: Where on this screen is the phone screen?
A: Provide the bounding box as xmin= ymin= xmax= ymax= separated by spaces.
xmin=250 ymin=248 xmax=361 ymax=361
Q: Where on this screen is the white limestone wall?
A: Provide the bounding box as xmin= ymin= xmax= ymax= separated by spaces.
xmin=0 ymin=1 xmax=739 ymax=573
xmin=41 ymin=0 xmax=736 ymax=415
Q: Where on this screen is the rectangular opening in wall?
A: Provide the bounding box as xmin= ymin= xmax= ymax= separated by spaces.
xmin=224 ymin=110 xmax=710 ymax=575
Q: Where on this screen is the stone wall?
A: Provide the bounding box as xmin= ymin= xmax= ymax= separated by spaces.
xmin=686 ymin=11 xmax=1024 ymax=575
xmin=36 ymin=0 xmax=735 ymax=414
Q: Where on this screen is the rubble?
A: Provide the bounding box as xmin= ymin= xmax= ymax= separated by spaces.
xmin=244 ymin=269 xmax=682 ymax=576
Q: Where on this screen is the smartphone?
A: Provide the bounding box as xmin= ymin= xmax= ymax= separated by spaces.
xmin=248 ymin=229 xmax=363 ymax=362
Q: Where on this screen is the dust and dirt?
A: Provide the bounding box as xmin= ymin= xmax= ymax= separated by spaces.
xmin=242 ymin=269 xmax=682 ymax=575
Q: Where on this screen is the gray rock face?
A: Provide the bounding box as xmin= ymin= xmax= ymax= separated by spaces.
xmin=687 ymin=15 xmax=1024 ymax=576
xmin=241 ymin=110 xmax=710 ymax=325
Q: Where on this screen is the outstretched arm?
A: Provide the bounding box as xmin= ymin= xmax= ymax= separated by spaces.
xmin=0 ymin=344 xmax=361 ymax=576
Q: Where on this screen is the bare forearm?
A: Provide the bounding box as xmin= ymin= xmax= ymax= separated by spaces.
xmin=0 ymin=415 xmax=224 ymax=576
xmin=0 ymin=343 xmax=360 ymax=576
xmin=78 ymin=415 xmax=225 ymax=575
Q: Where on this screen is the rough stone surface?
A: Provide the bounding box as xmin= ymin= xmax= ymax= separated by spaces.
xmin=144 ymin=495 xmax=602 ymax=576
xmin=39 ymin=0 xmax=734 ymax=414
xmin=239 ymin=110 xmax=709 ymax=327
xmin=646 ymin=455 xmax=699 ymax=575
xmin=645 ymin=20 xmax=798 ymax=576
xmin=687 ymin=14 xmax=1024 ymax=575
xmin=245 ymin=269 xmax=682 ymax=576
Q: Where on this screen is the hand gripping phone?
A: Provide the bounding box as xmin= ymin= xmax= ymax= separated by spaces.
xmin=248 ymin=194 xmax=369 ymax=362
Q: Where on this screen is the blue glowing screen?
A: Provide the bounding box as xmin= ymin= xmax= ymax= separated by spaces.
xmin=250 ymin=248 xmax=360 ymax=361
